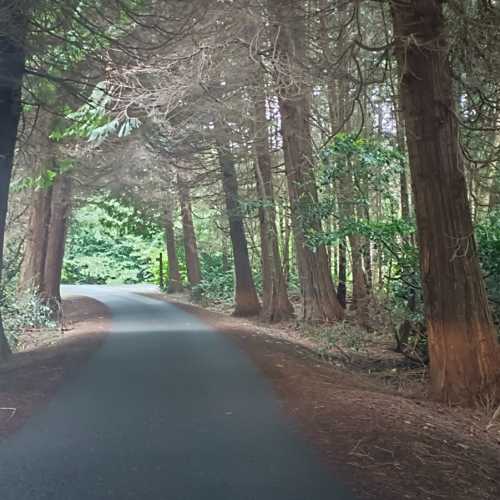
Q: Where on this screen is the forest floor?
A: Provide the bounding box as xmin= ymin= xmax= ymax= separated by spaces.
xmin=0 ymin=296 xmax=109 ymax=439
xmin=146 ymin=292 xmax=500 ymax=500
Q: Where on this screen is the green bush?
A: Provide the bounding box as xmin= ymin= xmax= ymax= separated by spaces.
xmin=0 ymin=287 xmax=56 ymax=348
xmin=476 ymin=211 xmax=500 ymax=324
xmin=63 ymin=196 xmax=164 ymax=285
xmin=193 ymin=252 xmax=234 ymax=301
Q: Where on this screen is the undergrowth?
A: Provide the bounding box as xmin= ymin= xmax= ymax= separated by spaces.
xmin=0 ymin=287 xmax=57 ymax=350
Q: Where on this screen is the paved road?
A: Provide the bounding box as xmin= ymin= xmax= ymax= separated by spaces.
xmin=0 ymin=285 xmax=354 ymax=499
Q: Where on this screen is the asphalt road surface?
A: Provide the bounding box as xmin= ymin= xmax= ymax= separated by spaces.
xmin=0 ymin=285 xmax=355 ymax=499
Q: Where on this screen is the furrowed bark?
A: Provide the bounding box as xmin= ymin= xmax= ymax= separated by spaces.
xmin=0 ymin=9 xmax=26 ymax=360
xmin=253 ymin=77 xmax=294 ymax=322
xmin=177 ymin=173 xmax=202 ymax=291
xmin=164 ymin=195 xmax=183 ymax=293
xmin=268 ymin=0 xmax=343 ymax=322
xmin=18 ymin=155 xmax=54 ymax=295
xmin=42 ymin=171 xmax=72 ymax=309
xmin=392 ymin=0 xmax=500 ymax=404
xmin=217 ymin=135 xmax=261 ymax=317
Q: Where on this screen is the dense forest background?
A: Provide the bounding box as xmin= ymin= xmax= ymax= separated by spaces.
xmin=0 ymin=0 xmax=499 ymax=406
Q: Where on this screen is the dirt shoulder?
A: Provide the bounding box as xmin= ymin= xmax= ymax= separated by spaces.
xmin=148 ymin=293 xmax=500 ymax=500
xmin=0 ymin=296 xmax=110 ymax=439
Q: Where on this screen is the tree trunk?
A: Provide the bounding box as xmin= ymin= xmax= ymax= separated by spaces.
xmin=164 ymin=198 xmax=183 ymax=293
xmin=319 ymin=5 xmax=354 ymax=310
xmin=253 ymin=81 xmax=294 ymax=322
xmin=359 ymin=178 xmax=373 ymax=292
xmin=41 ymin=172 xmax=72 ymax=309
xmin=392 ymin=0 xmax=500 ymax=404
xmin=488 ymin=125 xmax=500 ymax=212
xmin=337 ymin=239 xmax=347 ymax=308
xmin=269 ymin=0 xmax=343 ymax=322
xmin=177 ymin=173 xmax=202 ymax=290
xmin=0 ymin=16 xmax=26 ymax=360
xmin=282 ymin=208 xmax=291 ymax=286
xmin=329 ymin=88 xmax=368 ymax=308
xmin=217 ymin=136 xmax=261 ymax=317
xmin=18 ymin=160 xmax=54 ymax=294
xmin=258 ymin=186 xmax=273 ymax=307
xmin=339 ymin=171 xmax=369 ymax=309
xmin=390 ymin=60 xmax=412 ymax=224
xmin=396 ymin=111 xmax=411 ymax=223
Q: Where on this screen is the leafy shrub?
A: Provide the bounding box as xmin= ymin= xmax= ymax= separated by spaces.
xmin=63 ymin=196 xmax=164 ymax=285
xmin=0 ymin=287 xmax=56 ymax=349
xmin=194 ymin=252 xmax=234 ymax=302
xmin=476 ymin=211 xmax=500 ymax=325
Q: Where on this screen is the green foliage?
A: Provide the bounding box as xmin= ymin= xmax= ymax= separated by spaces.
xmin=313 ymin=134 xmax=417 ymax=286
xmin=319 ymin=133 xmax=404 ymax=197
xmin=476 ymin=210 xmax=500 ymax=323
xmin=0 ymin=288 xmax=56 ymax=348
xmin=193 ymin=252 xmax=234 ymax=302
xmin=307 ymin=134 xmax=408 ymax=248
xmin=10 ymin=159 xmax=74 ymax=193
xmin=52 ymin=83 xmax=142 ymax=144
xmin=63 ymin=195 xmax=163 ymax=285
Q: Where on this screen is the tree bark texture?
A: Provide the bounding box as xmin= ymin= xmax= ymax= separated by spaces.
xmin=41 ymin=172 xmax=72 ymax=308
xmin=253 ymin=82 xmax=294 ymax=321
xmin=0 ymin=13 xmax=26 ymax=360
xmin=177 ymin=174 xmax=202 ymax=289
xmin=392 ymin=0 xmax=500 ymax=404
xmin=269 ymin=0 xmax=343 ymax=322
xmin=217 ymin=137 xmax=261 ymax=317
xmin=338 ymin=171 xmax=369 ymax=310
xmin=18 ymin=155 xmax=54 ymax=294
xmin=164 ymin=197 xmax=183 ymax=293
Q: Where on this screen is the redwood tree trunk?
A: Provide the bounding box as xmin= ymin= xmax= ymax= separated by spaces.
xmin=18 ymin=160 xmax=54 ymax=294
xmin=42 ymin=172 xmax=72 ymax=308
xmin=253 ymin=80 xmax=294 ymax=322
xmin=217 ymin=137 xmax=261 ymax=317
xmin=164 ymin=199 xmax=183 ymax=293
xmin=177 ymin=173 xmax=202 ymax=289
xmin=269 ymin=0 xmax=343 ymax=322
xmin=392 ymin=0 xmax=500 ymax=404
xmin=0 ymin=16 xmax=26 ymax=360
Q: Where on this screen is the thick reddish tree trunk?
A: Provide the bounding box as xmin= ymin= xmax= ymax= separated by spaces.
xmin=177 ymin=174 xmax=202 ymax=289
xmin=392 ymin=0 xmax=500 ymax=404
xmin=164 ymin=198 xmax=183 ymax=293
xmin=42 ymin=172 xmax=72 ymax=309
xmin=18 ymin=161 xmax=54 ymax=294
xmin=253 ymin=81 xmax=294 ymax=322
xmin=217 ymin=137 xmax=261 ymax=317
xmin=0 ymin=15 xmax=25 ymax=360
xmin=269 ymin=0 xmax=343 ymax=322
xmin=18 ymin=108 xmax=59 ymax=294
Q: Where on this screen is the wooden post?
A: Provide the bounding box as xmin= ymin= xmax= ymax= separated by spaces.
xmin=157 ymin=252 xmax=164 ymax=289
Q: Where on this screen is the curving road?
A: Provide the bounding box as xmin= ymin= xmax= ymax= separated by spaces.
xmin=0 ymin=285 xmax=354 ymax=499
